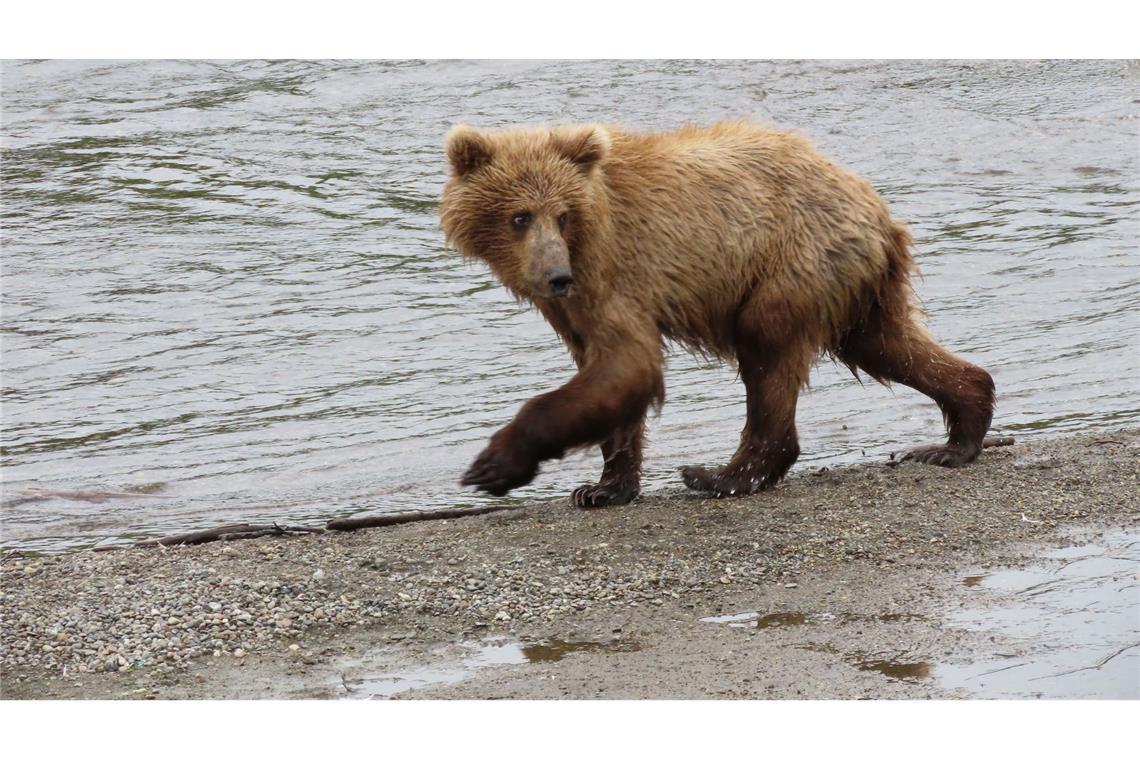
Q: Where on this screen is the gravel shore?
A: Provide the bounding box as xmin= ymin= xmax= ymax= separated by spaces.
xmin=2 ymin=429 xmax=1137 ymax=699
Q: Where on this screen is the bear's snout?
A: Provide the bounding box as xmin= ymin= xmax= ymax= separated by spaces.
xmin=546 ymin=267 xmax=574 ymax=298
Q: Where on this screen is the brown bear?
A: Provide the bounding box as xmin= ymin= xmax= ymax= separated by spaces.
xmin=439 ymin=121 xmax=995 ymax=507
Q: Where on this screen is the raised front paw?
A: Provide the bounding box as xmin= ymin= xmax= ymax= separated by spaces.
xmin=570 ymin=479 xmax=639 ymax=509
xmin=461 ymin=439 xmax=540 ymax=496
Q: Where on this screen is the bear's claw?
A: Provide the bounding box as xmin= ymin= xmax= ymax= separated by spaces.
xmin=570 ymin=480 xmax=639 ymax=509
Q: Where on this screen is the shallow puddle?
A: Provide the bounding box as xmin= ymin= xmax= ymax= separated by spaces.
xmin=520 ymin=638 xmax=642 ymax=663
xmin=336 ymin=635 xmax=639 ymax=699
xmin=800 ymin=642 xmax=935 ymax=683
xmin=699 ymin=611 xmax=837 ymax=629
xmin=700 ymin=609 xmax=909 ymax=629
xmin=700 ymin=611 xmax=766 ymax=627
xmin=855 ymin=658 xmax=933 ymax=681
xmin=939 ymin=530 xmax=1139 ymax=698
xmin=755 ymin=612 xmax=810 ymax=629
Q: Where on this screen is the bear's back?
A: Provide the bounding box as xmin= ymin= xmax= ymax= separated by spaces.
xmin=593 ymin=122 xmax=899 ymax=352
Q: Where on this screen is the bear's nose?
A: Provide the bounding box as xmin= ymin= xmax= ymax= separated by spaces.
xmin=546 ymin=268 xmax=574 ymax=297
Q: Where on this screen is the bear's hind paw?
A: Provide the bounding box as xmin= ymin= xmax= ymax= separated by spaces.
xmin=681 ymin=465 xmax=767 ymax=497
xmin=898 ymin=443 xmax=980 ymax=468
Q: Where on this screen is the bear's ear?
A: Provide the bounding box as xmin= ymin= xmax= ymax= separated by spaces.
xmin=552 ymin=126 xmax=610 ymax=172
xmin=446 ymin=125 xmax=494 ymax=178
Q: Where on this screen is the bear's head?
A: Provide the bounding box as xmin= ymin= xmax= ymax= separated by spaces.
xmin=440 ymin=124 xmax=611 ymax=302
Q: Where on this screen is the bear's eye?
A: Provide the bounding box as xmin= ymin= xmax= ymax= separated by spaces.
xmin=510 ymin=212 xmax=532 ymax=230
xmin=557 ymin=212 xmax=569 ymax=230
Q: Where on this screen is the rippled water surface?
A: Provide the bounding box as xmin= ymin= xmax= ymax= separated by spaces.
xmin=2 ymin=60 xmax=1138 ymax=551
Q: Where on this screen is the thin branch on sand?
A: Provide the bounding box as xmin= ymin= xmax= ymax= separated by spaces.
xmin=92 ymin=523 xmax=325 ymax=552
xmin=326 ymin=504 xmax=528 ymax=532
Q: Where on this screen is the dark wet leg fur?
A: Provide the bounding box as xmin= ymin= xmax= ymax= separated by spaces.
xmin=840 ymin=307 xmax=995 ymax=467
xmin=572 ymin=421 xmax=643 ymax=508
xmin=682 ymin=328 xmax=812 ymax=497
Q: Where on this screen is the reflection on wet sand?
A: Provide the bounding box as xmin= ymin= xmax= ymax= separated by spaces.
xmin=940 ymin=530 xmax=1139 ymax=699
xmin=335 ymin=635 xmax=642 ymax=699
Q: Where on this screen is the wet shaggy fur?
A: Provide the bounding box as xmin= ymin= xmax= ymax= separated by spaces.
xmin=440 ymin=121 xmax=995 ymax=506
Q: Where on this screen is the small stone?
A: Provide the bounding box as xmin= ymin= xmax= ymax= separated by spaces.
xmin=233 ymin=649 xmax=246 ymax=658
xmin=784 ymin=582 xmax=799 ymax=589
xmin=312 ymin=569 xmax=325 ymax=582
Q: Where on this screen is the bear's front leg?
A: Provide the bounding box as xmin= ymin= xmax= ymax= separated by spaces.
xmin=461 ymin=331 xmax=664 ymax=498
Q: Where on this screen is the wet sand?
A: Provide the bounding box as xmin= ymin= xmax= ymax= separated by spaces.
xmin=2 ymin=429 xmax=1137 ymax=699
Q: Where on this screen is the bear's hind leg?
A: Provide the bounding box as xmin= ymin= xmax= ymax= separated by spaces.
xmin=840 ymin=310 xmax=995 ymax=467
xmin=571 ymin=420 xmax=644 ymax=509
xmin=681 ymin=338 xmax=812 ymax=496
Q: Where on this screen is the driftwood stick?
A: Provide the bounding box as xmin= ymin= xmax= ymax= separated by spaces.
xmin=92 ymin=523 xmax=324 ymax=552
xmin=92 ymin=504 xmax=528 ymax=551
xmin=327 ymin=503 xmax=527 ymax=532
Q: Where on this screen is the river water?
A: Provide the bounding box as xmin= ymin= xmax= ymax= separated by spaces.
xmin=2 ymin=60 xmax=1137 ymax=552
